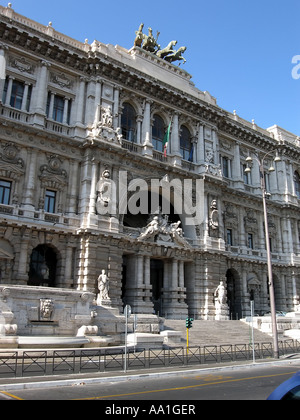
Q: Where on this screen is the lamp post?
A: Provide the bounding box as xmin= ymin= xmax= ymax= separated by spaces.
xmin=245 ymin=149 xmax=281 ymax=359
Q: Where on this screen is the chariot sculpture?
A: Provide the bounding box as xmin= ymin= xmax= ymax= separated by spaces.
xmin=134 ymin=23 xmax=187 ymax=65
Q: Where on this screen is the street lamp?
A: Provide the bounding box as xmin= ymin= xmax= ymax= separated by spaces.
xmin=245 ymin=149 xmax=281 ymax=359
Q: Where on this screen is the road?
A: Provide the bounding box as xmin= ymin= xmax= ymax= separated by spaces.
xmin=0 ymin=362 xmax=299 ymax=402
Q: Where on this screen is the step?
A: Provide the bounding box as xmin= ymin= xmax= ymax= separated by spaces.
xmin=162 ymin=320 xmax=273 ymax=346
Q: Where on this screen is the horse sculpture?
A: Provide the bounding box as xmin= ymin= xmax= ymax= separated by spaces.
xmin=134 ymin=23 xmax=144 ymax=47
xmin=164 ymin=46 xmax=187 ymax=65
xmin=156 ymin=40 xmax=177 ymax=59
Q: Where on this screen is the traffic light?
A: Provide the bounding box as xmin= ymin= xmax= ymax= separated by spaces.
xmin=185 ymin=317 xmax=193 ymax=329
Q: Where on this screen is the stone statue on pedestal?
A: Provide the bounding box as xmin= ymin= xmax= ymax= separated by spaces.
xmin=214 ymin=280 xmax=229 ymax=320
xmin=97 ymin=269 xmax=110 ymax=306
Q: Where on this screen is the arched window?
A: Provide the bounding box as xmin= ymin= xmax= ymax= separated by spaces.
xmin=180 ymin=126 xmax=193 ymax=161
xmin=294 ymin=171 xmax=300 ymax=199
xmin=121 ymin=102 xmax=137 ymax=142
xmin=152 ymin=115 xmax=165 ymax=152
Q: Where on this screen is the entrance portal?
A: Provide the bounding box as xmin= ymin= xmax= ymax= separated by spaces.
xmin=226 ymin=268 xmax=242 ymax=320
xmin=150 ymin=259 xmax=163 ymax=315
xmin=28 ymin=244 xmax=57 ymax=287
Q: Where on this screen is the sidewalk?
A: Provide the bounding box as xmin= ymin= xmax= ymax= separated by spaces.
xmin=0 ymin=355 xmax=299 ymax=392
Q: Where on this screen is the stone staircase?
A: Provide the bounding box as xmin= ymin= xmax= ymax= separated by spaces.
xmin=162 ymin=319 xmax=274 ymax=347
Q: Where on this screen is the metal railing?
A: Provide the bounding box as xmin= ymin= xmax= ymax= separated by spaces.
xmin=0 ymin=339 xmax=299 ymax=378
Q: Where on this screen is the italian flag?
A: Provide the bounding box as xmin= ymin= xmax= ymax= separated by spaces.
xmin=163 ymin=122 xmax=171 ymax=157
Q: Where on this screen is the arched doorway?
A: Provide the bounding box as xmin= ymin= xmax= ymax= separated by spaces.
xmin=226 ymin=268 xmax=242 ymax=319
xmin=28 ymin=244 xmax=57 ymax=287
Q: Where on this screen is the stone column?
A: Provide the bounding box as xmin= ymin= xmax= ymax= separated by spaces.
xmin=78 ymin=147 xmax=93 ymax=226
xmin=144 ymin=256 xmax=151 ymax=302
xmin=85 ymin=79 xmax=96 ymax=127
xmin=33 ymin=61 xmax=50 ymax=125
xmin=93 ymin=79 xmax=102 ymax=125
xmin=74 ymin=77 xmax=86 ymax=126
xmin=21 ymin=82 xmax=30 ymax=112
xmin=48 ymin=92 xmax=55 ymax=119
xmin=179 ymin=261 xmax=184 ymax=288
xmin=88 ymin=158 xmax=98 ymax=217
xmin=76 ymin=234 xmax=98 ymax=292
xmin=232 ymin=142 xmax=243 ymax=187
xmin=17 ymin=235 xmax=30 ymax=285
xmin=4 ymin=75 xmax=13 ymax=105
xmin=196 ymin=125 xmax=204 ymax=164
xmin=291 ymin=271 xmax=300 ymax=311
xmin=63 ymin=244 xmax=74 ymax=288
xmin=113 ymin=86 xmax=119 ymax=129
xmin=162 ymin=259 xmax=188 ymax=319
xmin=137 ymin=254 xmax=144 ymax=289
xmin=21 ymin=148 xmax=38 ymax=210
xmin=63 ymin=97 xmax=70 ymax=124
xmin=0 ymin=45 xmax=7 ymax=99
xmin=212 ymin=129 xmax=219 ymax=165
xmin=67 ymin=160 xmax=79 ymax=215
xmin=277 ymin=159 xmax=288 ymax=202
xmin=136 ymin=115 xmax=143 ymax=144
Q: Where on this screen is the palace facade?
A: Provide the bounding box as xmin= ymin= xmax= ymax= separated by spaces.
xmin=0 ymin=4 xmax=299 ymax=335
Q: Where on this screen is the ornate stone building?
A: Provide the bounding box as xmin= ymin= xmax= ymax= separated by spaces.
xmin=0 ymin=4 xmax=299 ymax=340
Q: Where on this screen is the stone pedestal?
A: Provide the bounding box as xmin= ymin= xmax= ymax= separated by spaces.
xmin=215 ymin=303 xmax=229 ymax=320
xmin=96 ymin=297 xmax=112 ymax=307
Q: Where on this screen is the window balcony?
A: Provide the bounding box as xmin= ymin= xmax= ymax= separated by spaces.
xmin=45 ymin=119 xmax=73 ymax=136
xmin=0 ymin=104 xmax=33 ymax=124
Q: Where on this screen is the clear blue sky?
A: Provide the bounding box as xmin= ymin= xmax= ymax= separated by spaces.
xmin=4 ymin=0 xmax=300 ymax=135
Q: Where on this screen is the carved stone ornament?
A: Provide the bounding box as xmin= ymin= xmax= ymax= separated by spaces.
xmin=39 ymin=155 xmax=68 ymax=189
xmin=9 ymin=55 xmax=35 ymax=74
xmin=138 ymin=212 xmax=191 ymax=248
xmin=91 ymin=107 xmax=123 ymax=146
xmin=50 ymin=72 xmax=73 ymax=89
xmin=39 ymin=298 xmax=54 ymax=321
xmin=0 ymin=143 xmax=24 ymax=167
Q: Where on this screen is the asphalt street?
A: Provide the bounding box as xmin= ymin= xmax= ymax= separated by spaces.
xmin=0 ymin=358 xmax=299 ymax=401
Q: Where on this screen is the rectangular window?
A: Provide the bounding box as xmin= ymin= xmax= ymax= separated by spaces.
xmin=44 ymin=190 xmax=56 ymax=213
xmin=10 ymin=80 xmax=24 ymax=109
xmin=0 ymin=180 xmax=11 ymax=205
xmin=53 ymin=95 xmax=64 ymax=123
xmin=3 ymin=78 xmax=31 ymax=111
xmin=221 ymin=156 xmax=231 ymax=178
xmin=247 ymin=233 xmax=254 ymax=249
xmin=46 ymin=93 xmax=71 ymax=124
xmin=242 ymin=164 xmax=251 ymax=185
xmin=226 ymin=228 xmax=233 ymax=246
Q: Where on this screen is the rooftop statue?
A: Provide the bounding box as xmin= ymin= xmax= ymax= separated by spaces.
xmin=156 ymin=40 xmax=177 ymax=59
xmin=143 ymin=27 xmax=161 ymax=53
xmin=164 ymin=46 xmax=187 ymax=65
xmin=134 ymin=23 xmax=144 ymax=48
xmin=134 ymin=24 xmax=187 ymax=65
xmin=134 ymin=23 xmax=160 ymax=53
